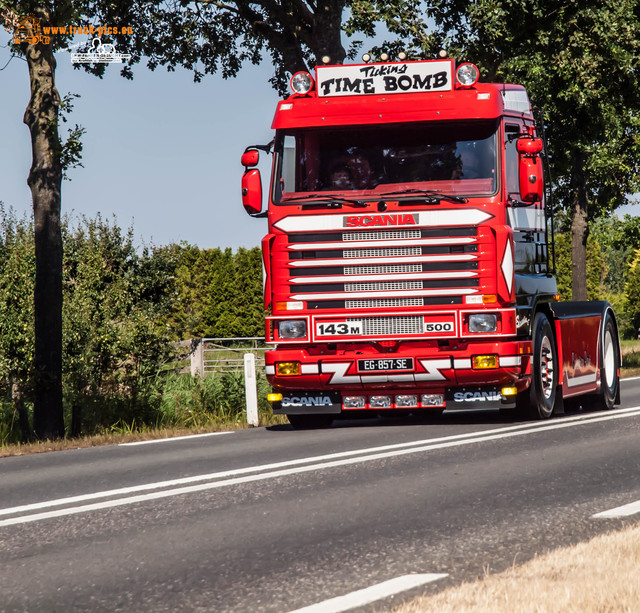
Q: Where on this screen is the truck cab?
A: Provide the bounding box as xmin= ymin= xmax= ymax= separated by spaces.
xmin=242 ymin=57 xmax=620 ymax=427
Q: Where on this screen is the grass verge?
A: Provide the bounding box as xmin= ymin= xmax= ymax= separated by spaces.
xmin=621 ymin=341 xmax=640 ymax=378
xmin=0 ymin=414 xmax=288 ymax=458
xmin=393 ymin=523 xmax=640 ymax=613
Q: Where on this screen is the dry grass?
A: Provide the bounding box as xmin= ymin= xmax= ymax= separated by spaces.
xmin=394 ymin=523 xmax=640 ymax=613
xmin=621 ymin=342 xmax=640 ymax=378
xmin=0 ymin=414 xmax=288 ymax=458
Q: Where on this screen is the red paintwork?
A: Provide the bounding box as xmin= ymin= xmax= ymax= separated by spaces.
xmin=519 ymin=156 xmax=543 ymax=202
xmin=554 ymin=316 xmax=601 ymax=397
xmin=241 ymin=169 xmax=262 ymax=215
xmin=241 ymin=149 xmax=260 ymax=167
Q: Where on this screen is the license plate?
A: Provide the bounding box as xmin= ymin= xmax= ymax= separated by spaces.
xmin=357 ymin=358 xmax=414 ymax=372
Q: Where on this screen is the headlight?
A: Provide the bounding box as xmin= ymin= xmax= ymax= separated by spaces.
xmin=278 ymin=319 xmax=307 ymax=339
xmin=290 ymin=71 xmax=314 ymax=94
xmin=468 ymin=313 xmax=498 ymax=333
xmin=456 ymin=63 xmax=479 ymax=87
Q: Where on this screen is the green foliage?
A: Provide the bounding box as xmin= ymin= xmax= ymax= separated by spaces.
xmin=624 ymin=249 xmax=640 ymax=339
xmin=0 ymin=206 xmax=35 ymax=443
xmin=150 ymin=371 xmax=273 ymax=428
xmin=426 ymin=0 xmax=640 ymax=299
xmin=0 ymin=206 xmax=35 ymax=384
xmin=0 ymin=210 xmax=268 ymax=440
xmin=590 ymin=215 xmax=640 ymax=294
xmin=163 ymin=245 xmax=264 ymax=339
xmin=554 ymin=232 xmax=605 ymax=302
xmin=62 ymin=214 xmax=178 ymax=432
xmin=57 ymin=93 xmax=86 ymax=180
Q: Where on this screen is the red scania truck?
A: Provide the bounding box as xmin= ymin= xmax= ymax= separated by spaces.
xmin=240 ymin=56 xmax=621 ymax=428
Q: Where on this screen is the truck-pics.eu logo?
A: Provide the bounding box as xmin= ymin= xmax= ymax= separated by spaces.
xmin=71 ymin=37 xmax=131 ymax=64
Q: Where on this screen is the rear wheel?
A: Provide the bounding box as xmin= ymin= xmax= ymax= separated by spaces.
xmin=519 ymin=312 xmax=558 ymax=420
xmin=287 ymin=414 xmax=334 ymax=429
xmin=590 ymin=313 xmax=620 ymax=410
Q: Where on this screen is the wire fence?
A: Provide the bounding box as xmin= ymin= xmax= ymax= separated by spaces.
xmin=174 ymin=337 xmax=267 ymax=377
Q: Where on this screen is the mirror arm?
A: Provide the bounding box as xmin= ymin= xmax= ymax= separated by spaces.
xmin=249 ymin=211 xmax=268 ymax=218
xmin=245 ymin=140 xmax=274 ymax=154
xmin=509 ymin=196 xmax=533 ymax=208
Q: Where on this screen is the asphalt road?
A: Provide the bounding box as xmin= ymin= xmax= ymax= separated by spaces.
xmin=1 ymin=379 xmax=639 ymax=613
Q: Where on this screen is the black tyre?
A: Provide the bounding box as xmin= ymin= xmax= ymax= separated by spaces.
xmin=287 ymin=414 xmax=334 ymax=429
xmin=591 ymin=313 xmax=620 ymax=410
xmin=519 ymin=312 xmax=558 ymax=420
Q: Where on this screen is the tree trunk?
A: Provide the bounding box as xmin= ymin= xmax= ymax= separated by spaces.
xmin=23 ymin=8 xmax=65 ymax=440
xmin=311 ymin=0 xmax=347 ymax=65
xmin=570 ymin=150 xmax=589 ymax=301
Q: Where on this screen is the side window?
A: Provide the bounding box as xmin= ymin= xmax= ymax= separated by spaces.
xmin=281 ymin=134 xmax=297 ymax=192
xmin=504 ymin=123 xmax=521 ymax=198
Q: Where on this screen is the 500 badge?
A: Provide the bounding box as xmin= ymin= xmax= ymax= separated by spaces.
xmin=424 ymin=321 xmax=454 ymax=333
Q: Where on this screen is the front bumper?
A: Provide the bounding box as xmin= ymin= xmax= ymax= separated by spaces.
xmin=265 ymin=340 xmax=530 ymax=391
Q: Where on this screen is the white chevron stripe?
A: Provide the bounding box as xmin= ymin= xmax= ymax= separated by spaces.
xmin=290 ymin=271 xmax=477 ymax=284
xmin=288 ymin=237 xmax=476 ymax=250
xmin=289 ymin=254 xmax=477 ymax=267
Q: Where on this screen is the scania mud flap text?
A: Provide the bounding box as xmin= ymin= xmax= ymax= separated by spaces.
xmin=446 ymin=387 xmax=516 ymax=410
xmin=273 ymin=391 xmax=342 ymax=415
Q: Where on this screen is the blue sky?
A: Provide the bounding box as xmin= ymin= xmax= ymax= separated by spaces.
xmin=1 ymin=39 xmax=279 ymax=250
xmin=1 ymin=35 xmax=638 ymax=252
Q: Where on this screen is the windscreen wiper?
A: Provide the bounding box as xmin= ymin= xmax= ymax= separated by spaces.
xmin=378 ymin=189 xmax=467 ymax=204
xmin=282 ymin=194 xmax=368 ymax=209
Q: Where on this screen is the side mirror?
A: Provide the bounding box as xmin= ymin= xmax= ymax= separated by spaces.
xmin=516 ymin=137 xmax=544 ymax=203
xmin=241 ymin=149 xmax=260 ymax=167
xmin=515 ymin=137 xmax=543 ymax=155
xmin=518 ymin=156 xmax=543 ymax=203
xmin=242 ymin=168 xmax=263 ymax=216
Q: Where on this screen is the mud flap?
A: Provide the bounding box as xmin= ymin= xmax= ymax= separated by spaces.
xmin=554 ymin=383 xmax=564 ymax=415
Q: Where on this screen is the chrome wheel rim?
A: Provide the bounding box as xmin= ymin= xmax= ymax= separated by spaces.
xmin=603 ymin=328 xmax=615 ymax=391
xmin=540 ymin=335 xmax=554 ymax=400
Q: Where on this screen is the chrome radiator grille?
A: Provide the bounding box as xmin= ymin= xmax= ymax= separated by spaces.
xmin=279 ymin=223 xmax=488 ymax=338
xmin=347 ymin=316 xmax=423 ymax=336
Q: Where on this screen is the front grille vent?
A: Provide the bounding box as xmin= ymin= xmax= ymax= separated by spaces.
xmin=345 ymin=264 xmax=422 ymax=275
xmin=345 ymin=281 xmax=423 ymax=292
xmin=348 ymin=316 xmax=423 ymax=335
xmin=344 ymin=247 xmax=421 ymax=258
xmin=346 ymin=298 xmax=424 ymax=309
xmin=343 ymin=230 xmax=421 ymax=241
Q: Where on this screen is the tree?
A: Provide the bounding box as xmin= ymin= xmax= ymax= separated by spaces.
xmin=88 ymin=1 xmax=432 ymax=93
xmin=1 ymin=0 xmax=430 ymax=439
xmin=2 ymin=3 xmax=91 ymax=439
xmin=427 ymin=0 xmax=640 ymax=301
xmin=554 ymin=233 xmax=606 ymax=303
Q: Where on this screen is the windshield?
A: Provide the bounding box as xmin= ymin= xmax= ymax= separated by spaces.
xmin=273 ymin=120 xmax=498 ymax=203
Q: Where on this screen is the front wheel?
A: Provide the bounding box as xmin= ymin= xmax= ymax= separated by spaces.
xmin=518 ymin=312 xmax=558 ymax=420
xmin=287 ymin=414 xmax=334 ymax=429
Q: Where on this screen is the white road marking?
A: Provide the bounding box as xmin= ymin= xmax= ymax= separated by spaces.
xmin=592 ymin=500 xmax=640 ymax=519
xmin=286 ymin=573 xmax=448 ymax=613
xmin=2 ymin=407 xmax=640 ymax=527
xmin=4 ymin=407 xmax=639 ymax=519
xmin=119 ymin=431 xmax=233 ymax=446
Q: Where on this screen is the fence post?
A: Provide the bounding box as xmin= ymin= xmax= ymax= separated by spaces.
xmin=191 ymin=338 xmax=204 ymax=379
xmin=244 ymin=353 xmax=259 ymax=427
